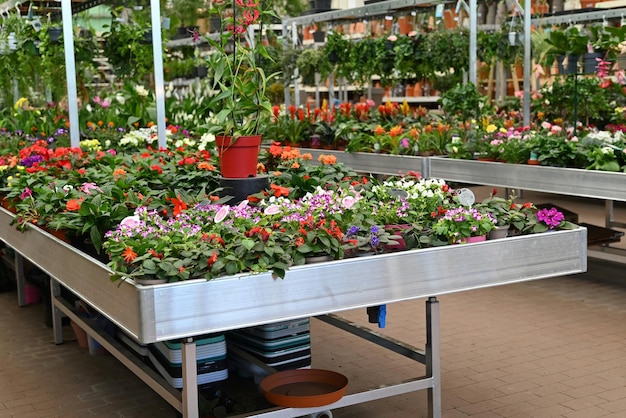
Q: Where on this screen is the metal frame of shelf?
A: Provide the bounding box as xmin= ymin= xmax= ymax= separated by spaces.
xmin=0 ymin=205 xmax=586 ymax=417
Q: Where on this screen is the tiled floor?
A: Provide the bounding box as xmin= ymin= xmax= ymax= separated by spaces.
xmin=1 ymin=188 xmax=625 ymax=418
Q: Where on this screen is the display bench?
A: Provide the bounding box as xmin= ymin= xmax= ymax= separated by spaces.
xmin=297 ymin=149 xmax=626 ymax=252
xmin=0 ymin=206 xmax=587 ymax=417
xmin=427 ymin=157 xmax=626 ymax=260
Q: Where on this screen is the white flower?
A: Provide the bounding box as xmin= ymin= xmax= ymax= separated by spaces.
xmin=135 ymin=85 xmax=149 ymax=97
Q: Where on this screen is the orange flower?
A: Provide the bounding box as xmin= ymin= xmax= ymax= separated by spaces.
xmin=269 ymin=142 xmax=282 ymax=156
xmin=291 ymin=162 xmax=300 ymax=169
xmin=374 ymin=125 xmax=386 ymax=136
xmin=389 ymin=125 xmax=403 ymax=137
xmin=197 ymin=161 xmax=215 ymax=171
xmin=270 ymin=183 xmax=290 ymax=197
xmin=113 ymin=168 xmax=127 ymax=178
xmin=66 ymin=198 xmax=83 ymax=211
xmin=318 ymin=154 xmax=337 ymax=165
xmin=166 ymin=195 xmax=188 ymax=216
xmin=122 ymin=247 xmax=138 ymax=263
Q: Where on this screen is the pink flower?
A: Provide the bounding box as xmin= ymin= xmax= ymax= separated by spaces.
xmin=342 ymin=196 xmax=357 ymax=209
xmin=79 ymin=182 xmax=102 ymax=194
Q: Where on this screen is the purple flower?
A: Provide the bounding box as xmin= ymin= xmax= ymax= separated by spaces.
xmin=20 ymin=155 xmax=44 ymax=167
xmin=400 ymin=138 xmax=409 ymax=148
xmin=346 ymin=226 xmax=360 ymax=237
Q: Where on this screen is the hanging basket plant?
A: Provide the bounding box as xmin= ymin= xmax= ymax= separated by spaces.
xmin=102 ymin=6 xmax=166 ymax=81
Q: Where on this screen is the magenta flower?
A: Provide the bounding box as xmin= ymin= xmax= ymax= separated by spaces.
xmin=537 ymin=208 xmax=564 ymax=229
xmin=20 ymin=187 xmax=32 ymax=200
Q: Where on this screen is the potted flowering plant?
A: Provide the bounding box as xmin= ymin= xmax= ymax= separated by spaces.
xmin=433 ymin=206 xmax=497 ymax=244
xmin=203 ymin=0 xmax=280 ymax=178
xmin=475 ymin=188 xmax=536 ymax=238
xmin=104 ymin=201 xmax=296 ymax=283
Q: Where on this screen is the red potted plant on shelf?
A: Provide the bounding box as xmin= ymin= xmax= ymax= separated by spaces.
xmin=203 ymin=0 xmax=279 ymax=178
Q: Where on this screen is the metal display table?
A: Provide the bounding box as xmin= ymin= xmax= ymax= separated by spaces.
xmin=427 ymin=157 xmax=626 ymax=260
xmin=0 ymin=207 xmax=587 ymax=417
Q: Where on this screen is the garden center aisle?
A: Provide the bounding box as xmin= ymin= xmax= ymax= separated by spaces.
xmin=0 ymin=191 xmax=625 ymax=418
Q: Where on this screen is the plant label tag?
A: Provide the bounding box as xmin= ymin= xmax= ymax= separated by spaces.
xmin=435 ymin=4 xmax=444 ymax=18
xmin=457 ymin=188 xmax=475 ymax=207
xmin=389 ymin=189 xmax=409 ymax=200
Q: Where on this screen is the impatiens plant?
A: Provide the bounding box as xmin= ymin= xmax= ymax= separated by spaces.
xmin=433 ymin=206 xmax=497 ymax=244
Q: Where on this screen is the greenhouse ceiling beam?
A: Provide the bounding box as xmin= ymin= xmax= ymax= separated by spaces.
xmin=530 ymin=7 xmax=626 ymax=26
xmin=283 ymin=0 xmax=440 ymax=26
xmin=72 ymin=0 xmax=109 ymax=14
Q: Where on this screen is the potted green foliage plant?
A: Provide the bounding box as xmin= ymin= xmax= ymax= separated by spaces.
xmin=202 ymin=0 xmax=279 ymax=178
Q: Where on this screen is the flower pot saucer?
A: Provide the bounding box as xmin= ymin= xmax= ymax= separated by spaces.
xmin=260 ymin=369 xmax=348 ymax=408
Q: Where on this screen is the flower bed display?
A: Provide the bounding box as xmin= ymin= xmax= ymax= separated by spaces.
xmin=0 ymin=133 xmax=578 ymax=284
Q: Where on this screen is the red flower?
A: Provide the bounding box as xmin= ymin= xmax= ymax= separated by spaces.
xmin=207 ymin=251 xmax=219 ymax=267
xmin=149 ymin=249 xmax=163 ymax=259
xmin=150 ymin=165 xmax=163 ymax=174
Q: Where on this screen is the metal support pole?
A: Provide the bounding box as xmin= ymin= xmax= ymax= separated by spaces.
xmin=426 ymin=296 xmax=441 ymax=418
xmin=182 ymin=338 xmax=199 ymax=418
xmin=469 ymin=0 xmax=477 ymax=84
xmin=61 ymin=0 xmax=80 ymax=147
xmin=150 ymin=0 xmax=167 ymax=148
xmin=522 ymin=0 xmax=531 ymax=126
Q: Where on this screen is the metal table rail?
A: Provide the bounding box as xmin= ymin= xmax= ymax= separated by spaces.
xmin=0 ymin=206 xmax=587 ymax=417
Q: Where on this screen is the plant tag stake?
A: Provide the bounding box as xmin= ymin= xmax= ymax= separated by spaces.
xmin=457 ymin=188 xmax=475 ymax=207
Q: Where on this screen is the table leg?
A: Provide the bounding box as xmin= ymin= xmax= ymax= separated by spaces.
xmin=426 ymin=296 xmax=441 ymax=418
xmin=51 ymin=279 xmax=64 ymax=345
xmin=181 ymin=337 xmax=199 ymax=418
xmin=15 ymin=252 xmax=26 ymax=307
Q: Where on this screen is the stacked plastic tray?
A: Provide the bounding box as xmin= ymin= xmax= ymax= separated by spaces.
xmin=147 ymin=334 xmax=229 ymax=389
xmin=227 ymin=318 xmax=311 ymax=382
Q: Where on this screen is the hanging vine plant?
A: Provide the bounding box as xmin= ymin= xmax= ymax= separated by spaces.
xmin=102 ymin=6 xmax=166 ymax=82
xmin=323 ymin=30 xmax=352 ymax=79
